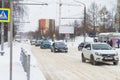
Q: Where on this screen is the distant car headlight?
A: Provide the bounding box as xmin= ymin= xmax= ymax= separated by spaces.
xmin=95 ymin=52 xmax=101 ymax=56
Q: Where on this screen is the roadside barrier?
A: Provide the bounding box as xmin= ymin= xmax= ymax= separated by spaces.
xmin=20 ymin=48 xmax=30 ymax=80
xmin=0 ymin=51 xmax=4 ymax=56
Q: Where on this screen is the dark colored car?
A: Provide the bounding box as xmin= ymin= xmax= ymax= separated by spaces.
xmin=35 ymin=40 xmax=42 ymax=46
xmin=40 ymin=40 xmax=51 ymax=49
xmin=51 ymin=42 xmax=68 ymax=53
xmin=78 ymin=42 xmax=87 ymax=51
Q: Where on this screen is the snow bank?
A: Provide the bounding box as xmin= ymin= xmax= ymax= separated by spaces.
xmin=66 ymin=36 xmax=94 ymax=47
xmin=0 ymin=42 xmax=46 ymax=80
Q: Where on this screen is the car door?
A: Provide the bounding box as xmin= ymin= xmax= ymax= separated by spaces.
xmin=84 ymin=44 xmax=91 ymax=59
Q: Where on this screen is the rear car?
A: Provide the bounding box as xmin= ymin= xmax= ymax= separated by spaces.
xmin=30 ymin=39 xmax=36 ymax=45
xmin=40 ymin=40 xmax=51 ymax=49
xmin=51 ymin=42 xmax=68 ymax=53
xmin=35 ymin=40 xmax=42 ymax=46
xmin=78 ymin=42 xmax=87 ymax=51
xmin=82 ymin=42 xmax=119 ymax=65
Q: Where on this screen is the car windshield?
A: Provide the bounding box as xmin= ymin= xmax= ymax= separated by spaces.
xmin=42 ymin=41 xmax=50 ymax=43
xmin=92 ymin=44 xmax=112 ymax=50
xmin=80 ymin=43 xmax=84 ymax=46
xmin=37 ymin=40 xmax=41 ymax=43
xmin=31 ymin=39 xmax=36 ymax=41
xmin=55 ymin=42 xmax=66 ymax=47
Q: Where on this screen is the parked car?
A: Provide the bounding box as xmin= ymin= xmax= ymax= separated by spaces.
xmin=50 ymin=42 xmax=68 ymax=53
xmin=40 ymin=40 xmax=51 ymax=49
xmin=30 ymin=39 xmax=36 ymax=45
xmin=81 ymin=42 xmax=119 ymax=65
xmin=35 ymin=40 xmax=42 ymax=46
xmin=78 ymin=42 xmax=87 ymax=51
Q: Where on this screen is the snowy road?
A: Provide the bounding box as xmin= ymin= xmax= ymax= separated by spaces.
xmin=31 ymin=46 xmax=120 ymax=80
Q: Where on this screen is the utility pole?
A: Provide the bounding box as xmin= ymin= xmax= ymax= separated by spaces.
xmin=59 ymin=0 xmax=62 ymax=40
xmin=1 ymin=0 xmax=4 ymax=53
xmin=74 ymin=0 xmax=86 ymax=42
xmin=9 ymin=0 xmax=13 ymax=80
xmin=84 ymin=6 xmax=86 ymax=43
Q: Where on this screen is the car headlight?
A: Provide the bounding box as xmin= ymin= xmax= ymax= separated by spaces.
xmin=115 ymin=53 xmax=118 ymax=56
xmin=95 ymin=52 xmax=101 ymax=56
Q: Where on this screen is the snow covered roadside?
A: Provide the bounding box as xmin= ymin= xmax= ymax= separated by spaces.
xmin=66 ymin=36 xmax=94 ymax=47
xmin=0 ymin=42 xmax=46 ymax=80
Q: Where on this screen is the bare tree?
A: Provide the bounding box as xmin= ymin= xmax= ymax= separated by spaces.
xmin=0 ymin=1 xmax=27 ymax=42
xmin=87 ymin=2 xmax=99 ymax=35
xmin=13 ymin=1 xmax=28 ymax=35
xmin=99 ymin=6 xmax=115 ymax=32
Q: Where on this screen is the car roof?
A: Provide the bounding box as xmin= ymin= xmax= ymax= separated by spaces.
xmin=86 ymin=42 xmax=108 ymax=45
xmin=54 ymin=41 xmax=65 ymax=44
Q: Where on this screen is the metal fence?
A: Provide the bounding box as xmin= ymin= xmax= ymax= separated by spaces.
xmin=0 ymin=51 xmax=4 ymax=56
xmin=20 ymin=48 xmax=30 ymax=80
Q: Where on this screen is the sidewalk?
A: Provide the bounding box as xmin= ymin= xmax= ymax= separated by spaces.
xmin=0 ymin=42 xmax=46 ymax=80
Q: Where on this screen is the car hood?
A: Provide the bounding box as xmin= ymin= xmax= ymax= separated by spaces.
xmin=94 ymin=50 xmax=116 ymax=54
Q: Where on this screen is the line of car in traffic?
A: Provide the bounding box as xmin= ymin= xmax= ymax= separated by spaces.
xmin=30 ymin=39 xmax=68 ymax=53
xmin=30 ymin=39 xmax=119 ymax=65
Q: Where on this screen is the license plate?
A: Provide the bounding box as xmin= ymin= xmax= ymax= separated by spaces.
xmin=104 ymin=57 xmax=113 ymax=59
xmin=60 ymin=49 xmax=64 ymax=51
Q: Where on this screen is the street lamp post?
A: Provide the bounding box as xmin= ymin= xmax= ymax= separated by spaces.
xmin=8 ymin=0 xmax=13 ymax=80
xmin=0 ymin=0 xmax=5 ymax=55
xmin=84 ymin=6 xmax=86 ymax=43
xmin=8 ymin=0 xmax=24 ymax=80
xmin=74 ymin=0 xmax=86 ymax=43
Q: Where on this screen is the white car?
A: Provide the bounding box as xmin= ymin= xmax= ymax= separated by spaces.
xmin=82 ymin=42 xmax=119 ymax=65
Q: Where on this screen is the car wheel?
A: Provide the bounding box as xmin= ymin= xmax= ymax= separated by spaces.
xmin=54 ymin=49 xmax=56 ymax=53
xmin=81 ymin=54 xmax=86 ymax=62
xmin=65 ymin=51 xmax=68 ymax=53
xmin=90 ymin=55 xmax=96 ymax=65
xmin=113 ymin=61 xmax=118 ymax=65
xmin=40 ymin=46 xmax=43 ymax=49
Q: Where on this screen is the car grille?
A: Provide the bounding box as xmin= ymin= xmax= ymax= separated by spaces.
xmin=102 ymin=59 xmax=114 ymax=61
xmin=101 ymin=54 xmax=115 ymax=57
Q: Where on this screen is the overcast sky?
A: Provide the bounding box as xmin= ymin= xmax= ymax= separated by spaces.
xmin=21 ymin=0 xmax=117 ymax=32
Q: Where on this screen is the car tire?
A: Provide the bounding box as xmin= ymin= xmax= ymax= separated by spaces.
xmin=40 ymin=46 xmax=43 ymax=49
xmin=90 ymin=55 xmax=96 ymax=65
xmin=113 ymin=61 xmax=118 ymax=65
xmin=54 ymin=49 xmax=56 ymax=53
xmin=81 ymin=54 xmax=86 ymax=62
xmin=65 ymin=51 xmax=68 ymax=53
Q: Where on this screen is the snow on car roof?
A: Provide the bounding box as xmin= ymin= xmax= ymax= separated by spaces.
xmin=99 ymin=32 xmax=120 ymax=36
xmin=86 ymin=42 xmax=108 ymax=44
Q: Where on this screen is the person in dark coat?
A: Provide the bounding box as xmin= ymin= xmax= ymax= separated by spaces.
xmin=109 ymin=40 xmax=113 ymax=47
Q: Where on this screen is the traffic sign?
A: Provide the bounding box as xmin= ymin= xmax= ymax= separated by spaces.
xmin=0 ymin=8 xmax=10 ymax=22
